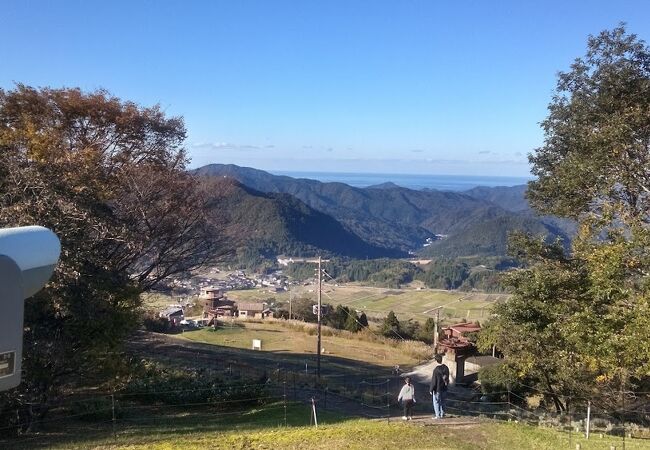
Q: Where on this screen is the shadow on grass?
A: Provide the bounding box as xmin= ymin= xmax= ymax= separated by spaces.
xmin=3 ymin=402 xmax=353 ymax=449
xmin=131 ymin=331 xmax=420 ymax=379
xmin=0 ymin=331 xmax=426 ymax=449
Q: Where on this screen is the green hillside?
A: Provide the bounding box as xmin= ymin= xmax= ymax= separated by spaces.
xmin=205 ymin=178 xmax=402 ymax=261
xmin=463 ymin=184 xmax=529 ymax=212
xmin=195 ymin=164 xmax=572 ymax=260
xmin=421 ymin=214 xmax=569 ymax=258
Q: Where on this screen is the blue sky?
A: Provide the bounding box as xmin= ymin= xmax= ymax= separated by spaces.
xmin=2 ymin=1 xmax=649 ymax=176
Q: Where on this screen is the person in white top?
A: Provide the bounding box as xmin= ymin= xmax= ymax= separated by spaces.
xmin=397 ymin=377 xmax=416 ymax=420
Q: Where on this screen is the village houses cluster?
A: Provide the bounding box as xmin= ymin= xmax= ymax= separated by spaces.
xmin=158 ymin=268 xmax=294 ymax=328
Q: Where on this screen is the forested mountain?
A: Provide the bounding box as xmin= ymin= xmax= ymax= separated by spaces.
xmin=463 ymin=185 xmax=529 ymax=212
xmin=203 ymin=178 xmax=401 ymax=264
xmin=195 ymin=164 xmax=572 ymax=259
xmin=462 ymin=184 xmax=577 ymax=243
xmin=419 ymin=214 xmax=569 ymax=258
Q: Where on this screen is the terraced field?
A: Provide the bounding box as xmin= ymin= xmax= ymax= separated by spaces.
xmin=144 ymin=280 xmax=507 ymax=325
xmin=226 ymin=284 xmax=506 ymax=324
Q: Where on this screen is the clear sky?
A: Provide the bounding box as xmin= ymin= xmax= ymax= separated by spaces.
xmin=2 ymin=1 xmax=649 ymax=176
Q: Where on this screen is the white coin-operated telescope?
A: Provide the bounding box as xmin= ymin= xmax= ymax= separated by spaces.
xmin=0 ymin=226 xmax=61 ymax=391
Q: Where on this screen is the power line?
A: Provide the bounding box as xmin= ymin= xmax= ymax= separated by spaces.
xmin=321 ymin=289 xmax=408 ymax=342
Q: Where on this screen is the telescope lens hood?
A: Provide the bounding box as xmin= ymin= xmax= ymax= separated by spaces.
xmin=0 ymin=226 xmax=61 ymax=298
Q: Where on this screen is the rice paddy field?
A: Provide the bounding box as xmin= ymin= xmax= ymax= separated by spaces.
xmin=225 ymin=283 xmax=506 ymax=324
xmin=143 ymin=271 xmax=508 ymax=325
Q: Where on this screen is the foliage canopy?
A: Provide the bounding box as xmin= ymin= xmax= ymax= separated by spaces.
xmin=482 ymin=26 xmax=650 ymax=412
xmin=0 ymin=86 xmax=229 ymax=418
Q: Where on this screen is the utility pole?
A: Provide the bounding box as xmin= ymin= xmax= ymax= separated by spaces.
xmin=433 ymin=307 xmax=440 ymax=353
xmin=301 ymin=257 xmax=329 ymax=380
xmin=289 ymin=287 xmax=292 ymax=320
xmin=317 ymin=256 xmax=322 ymax=380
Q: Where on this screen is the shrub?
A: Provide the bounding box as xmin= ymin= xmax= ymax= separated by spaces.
xmin=70 ymin=397 xmax=120 ymax=421
xmin=121 ymin=361 xmax=268 ymax=407
xmin=142 ymin=312 xmax=172 ymax=333
xmin=478 ymin=362 xmax=519 ymax=400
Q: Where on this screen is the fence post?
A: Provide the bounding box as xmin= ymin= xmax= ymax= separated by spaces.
xmin=386 ymin=378 xmax=390 ymax=423
xmin=310 ymin=397 xmax=318 ymax=428
xmin=111 ymin=392 xmax=116 ymax=440
xmin=568 ymin=402 xmax=572 ymax=450
xmin=507 ymin=384 xmax=512 ymax=421
xmin=585 ymin=400 xmax=591 ymax=439
xmin=622 ymin=391 xmax=626 ymax=450
xmin=324 ymin=386 xmax=328 ymax=410
xmin=283 ymin=381 xmax=287 ymax=427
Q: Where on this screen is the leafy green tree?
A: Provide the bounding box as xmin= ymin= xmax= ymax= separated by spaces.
xmin=400 ymin=319 xmax=421 ymax=341
xmin=479 ymin=236 xmax=594 ymax=411
xmin=289 ymin=297 xmax=317 ymax=322
xmin=528 ymin=25 xmax=650 ymax=222
xmin=0 ymin=86 xmax=230 ymax=424
xmin=482 ymin=26 xmax=650 ymax=411
xmin=323 ymin=304 xmax=347 ymax=330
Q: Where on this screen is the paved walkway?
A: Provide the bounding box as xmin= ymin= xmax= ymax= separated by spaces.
xmin=403 ymin=359 xmax=439 ymax=385
xmin=383 ymin=414 xmax=481 ymax=427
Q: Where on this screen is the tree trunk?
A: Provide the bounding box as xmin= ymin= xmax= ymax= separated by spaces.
xmin=543 ymin=374 xmax=565 ymax=413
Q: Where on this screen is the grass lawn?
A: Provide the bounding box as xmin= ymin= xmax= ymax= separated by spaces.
xmin=22 ymin=408 xmax=648 ymax=450
xmin=177 ymin=321 xmax=423 ymax=370
xmin=121 ymin=421 xmax=648 ymax=450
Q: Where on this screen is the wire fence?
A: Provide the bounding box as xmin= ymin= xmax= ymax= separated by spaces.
xmin=1 ymin=359 xmax=649 ymax=447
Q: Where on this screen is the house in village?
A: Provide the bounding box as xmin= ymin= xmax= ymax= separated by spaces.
xmin=159 ymin=306 xmax=184 ymax=327
xmin=236 ymin=302 xmax=272 ymax=319
xmin=200 ymin=288 xmax=237 ymax=325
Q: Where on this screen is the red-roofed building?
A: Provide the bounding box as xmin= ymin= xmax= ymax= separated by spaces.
xmin=438 ymin=322 xmax=482 ymax=386
xmin=443 ymin=322 xmax=481 ymax=341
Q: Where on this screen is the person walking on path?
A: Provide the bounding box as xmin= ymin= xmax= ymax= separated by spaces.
xmin=397 ymin=377 xmax=416 ymax=420
xmin=430 ymin=354 xmax=450 ymax=419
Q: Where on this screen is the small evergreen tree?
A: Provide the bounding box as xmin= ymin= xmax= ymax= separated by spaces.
xmin=417 ymin=317 xmax=437 ymax=343
xmin=325 ymin=304 xmax=347 ymax=329
xmin=380 ymin=310 xmax=401 ymax=338
xmin=344 ymin=309 xmax=362 ymax=333
xmin=358 ymin=312 xmax=369 ymax=328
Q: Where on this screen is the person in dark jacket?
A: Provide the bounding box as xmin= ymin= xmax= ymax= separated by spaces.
xmin=429 ymin=354 xmax=450 ymax=418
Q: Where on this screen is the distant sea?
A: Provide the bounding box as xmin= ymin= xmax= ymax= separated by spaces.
xmin=270 ymin=171 xmax=532 ymax=191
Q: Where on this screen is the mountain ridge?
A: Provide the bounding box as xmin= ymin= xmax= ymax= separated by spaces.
xmin=195 ymin=164 xmax=572 ymax=259
xmin=204 ymin=178 xmax=402 ymax=261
